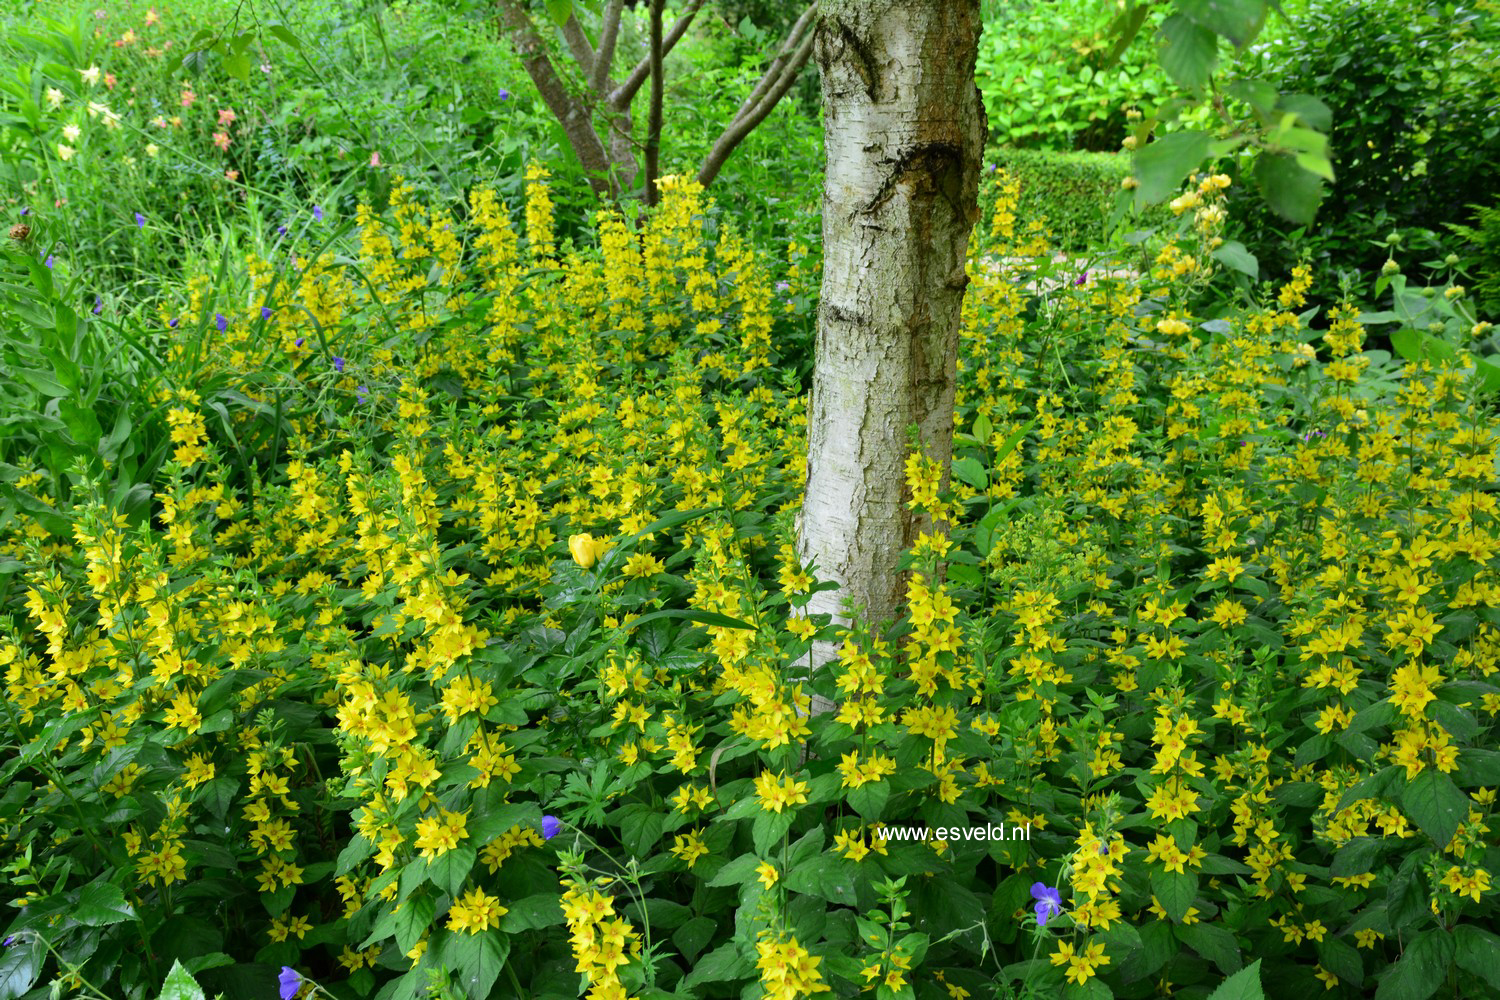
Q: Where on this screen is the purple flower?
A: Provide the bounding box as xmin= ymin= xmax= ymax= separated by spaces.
xmin=135 ymin=212 xmax=146 ymax=228
xmin=332 ymin=356 xmax=344 ymax=372
xmin=215 ymin=313 xmax=227 ymax=332
xmin=18 ymin=207 xmax=28 ymax=216
xmin=45 ymin=255 xmax=54 ymax=268
xmin=169 ymin=317 xmax=178 ymax=328
xmin=295 ymin=337 xmax=304 ymax=347
xmin=2 ymin=935 xmax=14 ymax=946
xmin=93 ymin=295 xmax=102 ymax=314
xmin=498 ymin=88 xmax=511 ymax=101
xmin=312 ymin=204 xmax=323 ymax=222
xmin=357 ymin=384 xmax=369 ymax=403
xmin=277 ymin=966 xmax=301 ymax=1000
xmin=277 ymin=224 xmax=287 ymax=237
xmin=541 ymin=815 xmax=561 ymax=840
xmin=775 ymin=281 xmax=790 ymax=294
xmin=1030 ymin=883 xmax=1062 ymax=927
xmin=261 ymin=306 xmax=273 ymax=320
xmin=1074 ymin=272 xmax=1089 ymax=286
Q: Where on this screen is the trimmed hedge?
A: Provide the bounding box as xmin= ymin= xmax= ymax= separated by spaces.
xmin=988 ymin=147 xmax=1170 ymax=251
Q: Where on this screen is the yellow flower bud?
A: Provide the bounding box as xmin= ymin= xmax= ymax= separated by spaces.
xmin=569 ymin=533 xmax=601 ymax=568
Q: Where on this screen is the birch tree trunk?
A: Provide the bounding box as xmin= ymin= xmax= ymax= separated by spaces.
xmin=798 ymin=0 xmax=985 ymax=638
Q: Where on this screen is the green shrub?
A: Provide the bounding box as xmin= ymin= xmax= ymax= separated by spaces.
xmin=976 ymin=0 xmax=1170 ymax=152
xmin=1448 ymin=198 xmax=1500 ymax=321
xmin=1224 ymin=0 xmax=1500 ymax=299
xmin=987 ymin=147 xmax=1169 ymax=251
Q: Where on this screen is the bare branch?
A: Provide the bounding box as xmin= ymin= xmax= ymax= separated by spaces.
xmin=697 ymin=25 xmax=816 ymax=187
xmin=561 ymin=14 xmax=596 ymax=80
xmin=731 ymin=4 xmax=817 ymax=125
xmin=495 ymin=0 xmax=615 ymax=198
xmin=589 ymin=0 xmax=626 ymax=96
xmin=609 ymin=0 xmax=706 ymax=110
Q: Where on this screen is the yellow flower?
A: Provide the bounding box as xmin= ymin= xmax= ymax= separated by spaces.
xmin=755 ymin=861 xmax=778 ymax=889
xmin=447 ymin=887 xmax=508 ymax=934
xmin=753 ymin=770 xmax=809 ymax=814
xmin=670 ymin=830 xmax=709 ymax=867
xmin=568 ymin=533 xmax=604 ymax=568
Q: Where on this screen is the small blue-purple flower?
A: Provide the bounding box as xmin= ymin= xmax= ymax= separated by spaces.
xmin=357 ymin=384 xmax=369 ymax=404
xmin=135 ymin=212 xmax=146 ymax=228
xmin=215 ymin=313 xmax=227 ymax=332
xmin=261 ymin=305 xmax=273 ymax=320
xmin=93 ymin=295 xmax=102 ymax=314
xmin=277 ymin=224 xmax=288 ymax=237
xmin=312 ymin=204 xmax=323 ymax=222
xmin=1030 ymin=883 xmax=1062 ymax=927
xmin=498 ymin=88 xmax=511 ymax=101
xmin=332 ymin=356 xmax=344 ymax=373
xmin=2 ymin=934 xmax=14 ymax=946
xmin=277 ymin=966 xmax=301 ymax=1000
xmin=294 ymin=337 xmax=304 ymax=347
xmin=775 ymin=281 xmax=790 ymax=294
xmin=45 ymin=255 xmax=54 ymax=268
xmin=541 ymin=815 xmax=561 ymax=840
xmin=18 ymin=207 xmax=27 ymax=216
xmin=169 ymin=317 xmax=178 ymax=328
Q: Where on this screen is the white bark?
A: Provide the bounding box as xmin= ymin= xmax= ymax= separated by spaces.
xmin=798 ymin=0 xmax=985 ymax=642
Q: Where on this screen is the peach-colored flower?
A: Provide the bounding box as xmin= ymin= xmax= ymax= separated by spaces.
xmin=212 ymin=131 xmax=230 ymax=151
xmin=217 ymin=108 xmax=236 ymax=127
xmin=225 ymin=169 xmax=239 ymax=181
xmin=369 ymin=151 xmax=381 ymax=167
xmin=180 ymin=88 xmax=195 ymax=109
xmin=145 ymin=7 xmax=159 ymax=25
xmin=104 ymin=72 xmax=117 ymax=89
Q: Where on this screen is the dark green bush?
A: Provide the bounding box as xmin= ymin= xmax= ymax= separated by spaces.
xmin=1447 ymin=198 xmax=1500 ymax=321
xmin=1225 ymin=0 xmax=1500 ymax=300
xmin=988 ymin=147 xmax=1169 ymax=251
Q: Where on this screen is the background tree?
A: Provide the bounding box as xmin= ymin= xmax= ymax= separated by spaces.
xmin=494 ymin=0 xmax=817 ymax=199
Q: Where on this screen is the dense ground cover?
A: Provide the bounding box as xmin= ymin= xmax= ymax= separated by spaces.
xmin=4 ymin=4 xmax=1500 ymax=1000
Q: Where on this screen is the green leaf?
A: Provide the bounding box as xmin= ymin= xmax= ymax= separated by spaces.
xmin=1455 ymin=749 xmax=1500 ymax=788
xmin=950 ymin=456 xmax=987 ymax=490
xmin=155 ymin=961 xmax=206 ymax=1000
xmin=0 ymin=935 xmax=45 ymax=1000
xmin=267 ymin=24 xmax=303 ymax=50
xmin=501 ymin=894 xmax=565 ymax=933
xmin=1206 ymin=959 xmax=1266 ymax=1000
xmin=1134 ymin=130 xmax=1212 ymax=207
xmin=623 ymin=608 xmax=755 ymax=632
xmin=1150 ymin=870 xmax=1198 ymax=923
xmin=708 ymin=853 xmax=762 ymax=888
xmin=1399 ymin=770 xmax=1469 ymax=847
xmin=1176 ymin=0 xmax=1265 ymax=47
xmin=1157 ymin=13 xmax=1219 ymax=90
xmin=428 ymin=845 xmax=476 ymax=897
xmin=1211 ymin=240 xmax=1259 ymax=278
xmin=544 ymin=0 xmax=574 ymax=26
xmin=1176 ymin=921 xmax=1242 ymax=975
xmin=1318 ymin=937 xmax=1364 ymax=988
xmin=1376 ymin=929 xmax=1454 ymax=1000
xmin=682 ymin=940 xmax=753 ymax=987
xmin=394 ymin=895 xmax=434 ymax=955
xmin=1331 ymin=838 xmax=1384 ymax=878
xmin=1253 ymin=151 xmax=1324 ymax=225
xmin=1454 ymin=925 xmax=1500 ymax=982
xmin=673 ymin=916 xmax=717 ymax=962
xmin=73 ymin=881 xmax=136 ymax=926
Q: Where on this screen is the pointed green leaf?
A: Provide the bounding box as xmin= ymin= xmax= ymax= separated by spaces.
xmin=1400 ymin=770 xmax=1469 ymax=848
xmin=1206 ymin=959 xmax=1266 ymax=1000
xmin=155 ymin=960 xmax=207 ymax=1000
xmin=1253 ymin=151 xmax=1324 ymax=225
xmin=1176 ymin=0 xmax=1266 ymax=47
xmin=1157 ymin=13 xmax=1219 ymax=90
xmin=1134 ymin=130 xmax=1212 ymax=207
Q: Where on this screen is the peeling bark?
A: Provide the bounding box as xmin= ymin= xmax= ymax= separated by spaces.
xmin=798 ymin=0 xmax=986 ymax=640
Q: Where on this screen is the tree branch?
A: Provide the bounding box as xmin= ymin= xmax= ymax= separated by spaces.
xmin=697 ymin=23 xmax=816 ymax=187
xmin=560 ymin=14 xmax=596 ymax=81
xmin=609 ymin=0 xmax=706 ymax=110
xmin=645 ymin=0 xmax=665 ymax=206
xmin=495 ymin=0 xmax=615 ymax=198
xmin=730 ymin=3 xmax=817 ymax=126
xmin=590 ymin=0 xmax=626 ymax=96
